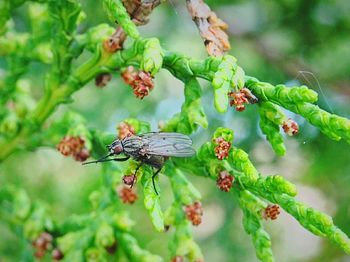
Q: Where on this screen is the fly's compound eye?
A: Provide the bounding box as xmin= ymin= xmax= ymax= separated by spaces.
xmin=113 ymin=145 xmax=123 ymax=154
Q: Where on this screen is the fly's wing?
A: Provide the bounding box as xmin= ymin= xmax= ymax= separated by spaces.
xmin=139 ymin=132 xmax=196 ymax=157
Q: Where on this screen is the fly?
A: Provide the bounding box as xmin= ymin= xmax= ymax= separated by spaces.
xmin=83 ymin=132 xmax=196 ymax=194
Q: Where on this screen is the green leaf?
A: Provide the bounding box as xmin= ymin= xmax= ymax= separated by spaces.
xmin=141 ymin=168 xmax=164 ymax=232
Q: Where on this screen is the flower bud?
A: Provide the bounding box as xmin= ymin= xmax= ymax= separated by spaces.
xmin=121 ymin=66 xmax=154 ymax=99
xmin=95 ymin=73 xmax=112 ymax=88
xmin=282 ymin=118 xmax=299 ymax=136
xmin=57 ymin=136 xmax=90 ymax=162
xmin=216 ymin=171 xmax=234 ymax=192
xmin=213 ymin=137 xmax=231 ymax=160
xmin=184 ymin=201 xmax=203 ymax=226
xmin=122 ymin=174 xmax=136 ymax=186
xmin=262 ymin=204 xmax=280 ymax=220
xmin=228 ymin=88 xmax=257 ymax=111
xmin=52 ymin=248 xmax=64 ymax=260
xmin=118 ymin=186 xmax=138 ymax=204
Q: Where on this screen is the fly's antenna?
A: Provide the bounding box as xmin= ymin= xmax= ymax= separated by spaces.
xmin=82 ymin=153 xmax=113 ymax=165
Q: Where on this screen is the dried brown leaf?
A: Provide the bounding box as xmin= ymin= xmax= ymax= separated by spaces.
xmin=186 ymin=0 xmax=230 ymax=56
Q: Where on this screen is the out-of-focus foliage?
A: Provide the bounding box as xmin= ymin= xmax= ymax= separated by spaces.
xmin=0 ymin=0 xmax=349 ymax=262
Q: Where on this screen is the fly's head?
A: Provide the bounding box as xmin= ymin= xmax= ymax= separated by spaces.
xmin=108 ymin=139 xmax=124 ymax=155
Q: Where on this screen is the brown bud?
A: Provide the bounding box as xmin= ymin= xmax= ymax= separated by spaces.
xmin=122 ymin=174 xmax=137 ymax=187
xmin=262 ymin=204 xmax=280 ymax=220
xmin=228 ymin=90 xmax=249 ymax=112
xmin=57 ymin=136 xmax=84 ymax=156
xmin=282 ymin=119 xmax=299 ymax=136
xmin=121 ymin=66 xmax=138 ymax=85
xmin=95 ymin=73 xmax=112 ymax=88
xmin=73 ymin=148 xmax=90 ymax=162
xmin=214 ymin=137 xmax=231 ymax=160
xmin=34 ymin=248 xmax=46 ymax=258
xmin=52 ymin=248 xmax=64 ymax=260
xmin=216 ymin=171 xmax=234 ymax=192
xmin=57 ymin=136 xmax=90 ymax=162
xmin=184 ymin=201 xmax=203 ymax=226
xmin=118 ymin=186 xmax=138 ymax=204
xmin=121 ymin=67 xmax=154 ymax=99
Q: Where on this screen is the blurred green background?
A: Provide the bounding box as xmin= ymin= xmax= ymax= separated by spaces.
xmin=1 ymin=0 xmax=350 ymax=261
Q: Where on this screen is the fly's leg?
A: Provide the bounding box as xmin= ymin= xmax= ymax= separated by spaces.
xmin=83 ymin=156 xmax=130 ymax=165
xmin=152 ymin=168 xmax=162 ymax=195
xmin=130 ymin=163 xmax=142 ymax=188
xmin=112 ymin=156 xmax=130 ymax=161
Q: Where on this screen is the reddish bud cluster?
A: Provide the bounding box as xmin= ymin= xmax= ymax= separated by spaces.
xmin=171 ymin=256 xmax=184 ymax=262
xmin=57 ymin=136 xmax=90 ymax=162
xmin=118 ymin=186 xmax=138 ymax=204
xmin=262 ymin=204 xmax=281 ymax=220
xmin=121 ymin=66 xmax=154 ymax=99
xmin=32 ymin=232 xmax=64 ymax=260
xmin=184 ymin=201 xmax=203 ymax=226
xmin=32 ymin=232 xmax=53 ymax=258
xmin=118 ymin=122 xmax=136 ymax=139
xmin=228 ymin=88 xmax=258 ymax=111
xmin=216 ymin=171 xmax=234 ymax=192
xmin=282 ymin=118 xmax=299 ymax=136
xmin=122 ymin=174 xmax=137 ymax=187
xmin=95 ymin=73 xmax=112 ymax=88
xmin=214 ymin=137 xmax=231 ymax=160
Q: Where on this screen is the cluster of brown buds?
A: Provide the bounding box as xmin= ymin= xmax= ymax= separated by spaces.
xmin=228 ymin=88 xmax=258 ymax=111
xmin=262 ymin=204 xmax=281 ymax=220
xmin=32 ymin=232 xmax=64 ymax=260
xmin=282 ymin=118 xmax=299 ymax=136
xmin=57 ymin=136 xmax=90 ymax=162
xmin=121 ymin=66 xmax=154 ymax=99
xmin=118 ymin=186 xmax=138 ymax=204
xmin=117 ymin=121 xmax=136 ymax=139
xmin=213 ymin=137 xmax=231 ymax=160
xmin=184 ymin=201 xmax=203 ymax=226
xmin=95 ymin=73 xmax=112 ymax=88
xmin=216 ymin=171 xmax=234 ymax=192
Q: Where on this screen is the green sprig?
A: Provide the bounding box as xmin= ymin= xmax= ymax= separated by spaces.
xmin=141 ymin=167 xmax=165 ymax=232
xmin=247 ymin=77 xmax=350 ymax=143
xmin=238 ymin=190 xmax=274 ymax=262
xmin=258 ymin=102 xmax=286 ymax=156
